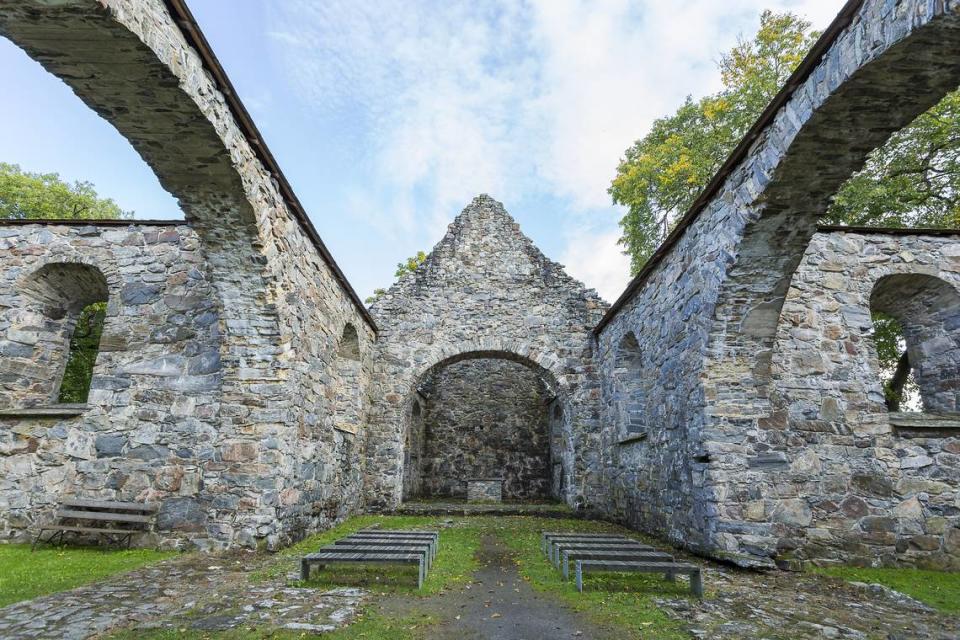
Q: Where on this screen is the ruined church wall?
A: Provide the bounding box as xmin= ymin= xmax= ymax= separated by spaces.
xmin=768 ymin=230 xmax=960 ymax=568
xmin=368 ymin=195 xmax=606 ymax=511
xmin=0 ymin=222 xmax=224 ymax=546
xmin=0 ymin=0 xmax=377 ymax=548
xmin=417 ymin=359 xmax=552 ymax=501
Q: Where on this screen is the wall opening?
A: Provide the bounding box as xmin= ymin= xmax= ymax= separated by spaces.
xmin=870 ymin=274 xmax=960 ymax=415
xmin=613 ymin=331 xmax=646 ymax=439
xmin=332 ymin=323 xmax=363 ymax=432
xmin=401 ymin=353 xmax=562 ymax=502
xmin=17 ymin=262 xmax=109 ymax=405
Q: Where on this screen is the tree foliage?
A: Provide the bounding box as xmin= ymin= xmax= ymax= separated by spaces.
xmin=611 ymin=10 xmax=958 ymax=403
xmin=366 ymin=250 xmax=428 ymax=304
xmin=610 ymin=11 xmax=818 ymax=273
xmin=58 ymin=302 xmax=106 ymax=404
xmin=0 ymin=163 xmax=131 ymax=220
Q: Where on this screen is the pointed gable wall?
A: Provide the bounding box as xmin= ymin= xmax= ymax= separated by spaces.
xmin=366 ymin=195 xmax=607 ymax=509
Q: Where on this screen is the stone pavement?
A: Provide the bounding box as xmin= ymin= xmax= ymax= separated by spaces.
xmin=0 ymin=552 xmax=366 ymax=639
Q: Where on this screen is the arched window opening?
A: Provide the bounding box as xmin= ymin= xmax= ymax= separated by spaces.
xmin=402 ymin=399 xmax=426 ymax=501
xmin=870 ymin=274 xmax=960 ymax=415
xmin=332 ymin=323 xmax=363 ymax=433
xmin=613 ymin=331 xmax=645 ymax=439
xmin=18 ymin=262 xmax=109 ymax=405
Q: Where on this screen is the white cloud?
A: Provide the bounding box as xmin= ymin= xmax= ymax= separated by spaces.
xmin=560 ymin=227 xmax=632 ymax=304
xmin=264 ymin=0 xmax=842 ymax=295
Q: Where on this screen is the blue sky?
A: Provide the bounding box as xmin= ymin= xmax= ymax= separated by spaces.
xmin=0 ymin=0 xmax=839 ymax=302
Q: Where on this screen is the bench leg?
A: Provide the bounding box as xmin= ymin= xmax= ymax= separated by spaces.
xmin=31 ymin=529 xmax=48 ymax=552
xmin=300 ymin=559 xmax=311 ymax=581
xmin=665 ymin=570 xmax=676 ymax=582
xmin=690 ymin=570 xmax=703 ymax=598
xmin=575 ymin=561 xmax=584 ymax=593
xmin=418 ymin=559 xmax=424 ymax=590
xmin=562 ymin=554 xmax=569 ymax=580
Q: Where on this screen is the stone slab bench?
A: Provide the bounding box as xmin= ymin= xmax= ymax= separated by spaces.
xmin=301 ymin=550 xmax=427 ymax=589
xmin=33 ymin=499 xmax=158 ymax=550
xmin=560 ymin=549 xmax=674 ymax=580
xmin=541 ymin=532 xmax=648 ymax=559
xmin=574 ymin=559 xmax=703 ymax=597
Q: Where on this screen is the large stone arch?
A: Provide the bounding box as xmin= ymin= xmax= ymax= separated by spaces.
xmin=0 ymin=1 xmax=377 ymax=548
xmin=700 ymin=1 xmax=960 ymax=563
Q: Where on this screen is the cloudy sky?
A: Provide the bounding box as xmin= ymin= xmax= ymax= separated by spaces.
xmin=0 ymin=0 xmax=840 ymax=302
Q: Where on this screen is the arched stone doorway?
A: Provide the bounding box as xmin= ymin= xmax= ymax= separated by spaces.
xmin=400 ymin=350 xmax=569 ymax=503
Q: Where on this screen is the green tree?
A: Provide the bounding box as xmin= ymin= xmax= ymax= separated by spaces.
xmin=0 ymin=163 xmax=131 ymax=220
xmin=610 ymin=11 xmax=818 ymax=273
xmin=366 ymin=250 xmax=428 ymax=304
xmin=611 ymin=10 xmax=958 ymax=404
xmin=57 ymin=302 xmax=107 ymax=404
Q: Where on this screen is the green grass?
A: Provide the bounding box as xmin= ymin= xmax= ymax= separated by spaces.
xmin=0 ymin=543 xmax=176 ymax=607
xmin=253 ymin=514 xmax=483 ymax=595
xmin=494 ymin=516 xmax=690 ymax=639
xmin=813 ymin=565 xmax=960 ymax=613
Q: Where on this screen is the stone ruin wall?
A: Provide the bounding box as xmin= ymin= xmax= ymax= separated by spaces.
xmin=594 ymin=0 xmax=960 ymax=567
xmin=767 ymin=230 xmax=960 ymax=568
xmin=1 ymin=0 xmax=378 ymax=549
xmin=367 ymin=195 xmax=607 ymax=512
xmin=416 ymin=358 xmax=553 ymax=501
xmin=0 ymin=222 xmax=223 ymax=546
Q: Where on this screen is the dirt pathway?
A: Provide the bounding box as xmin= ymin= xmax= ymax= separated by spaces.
xmin=379 ymin=534 xmax=628 ymax=640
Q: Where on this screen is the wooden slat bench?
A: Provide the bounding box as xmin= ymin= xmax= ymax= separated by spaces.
xmin=332 ymin=541 xmax=435 ymax=570
xmin=337 ymin=536 xmax=438 ymax=561
xmin=560 ymin=549 xmax=674 ymax=580
xmin=550 ymin=541 xmax=653 ymax=566
xmin=541 ymin=531 xmax=632 ymax=553
xmin=33 ymin=499 xmax=158 ymax=550
xmin=301 ymin=550 xmax=427 ymax=589
xmin=575 ymin=560 xmax=703 ymax=597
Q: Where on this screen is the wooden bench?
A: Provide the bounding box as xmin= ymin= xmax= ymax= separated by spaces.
xmin=33 ymin=499 xmax=158 ymax=550
xmin=560 ymin=549 xmax=674 ymax=580
xmin=541 ymin=532 xmax=631 ymax=553
xmin=332 ymin=540 xmax=435 ymax=570
xmin=301 ymin=550 xmax=427 ymax=589
xmin=550 ymin=541 xmax=653 ymax=566
xmin=542 ymin=532 xmax=649 ymax=560
xmin=575 ymin=559 xmax=703 ymax=597
xmin=337 ymin=536 xmax=438 ymax=561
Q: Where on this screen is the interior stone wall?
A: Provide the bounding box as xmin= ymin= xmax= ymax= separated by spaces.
xmin=367 ymin=195 xmax=607 ymax=511
xmin=416 ymin=358 xmax=552 ymax=501
xmin=768 ymin=230 xmax=960 ymax=568
xmin=0 ymin=0 xmax=378 ymax=549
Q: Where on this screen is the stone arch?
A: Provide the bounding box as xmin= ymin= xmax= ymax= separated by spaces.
xmin=705 ymin=5 xmax=960 ymax=425
xmin=401 ymin=348 xmax=568 ymax=502
xmin=332 ymin=322 xmax=364 ymax=433
xmin=612 ymin=331 xmax=646 ymax=439
xmin=870 ymin=273 xmax=960 ymax=414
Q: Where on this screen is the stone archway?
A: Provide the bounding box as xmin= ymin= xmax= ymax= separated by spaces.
xmin=399 ymin=349 xmax=568 ymax=503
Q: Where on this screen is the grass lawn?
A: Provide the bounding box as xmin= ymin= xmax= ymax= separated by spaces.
xmin=0 ymin=543 xmax=177 ymax=608
xmin=813 ymin=565 xmax=960 ymax=614
xmin=497 ymin=516 xmax=690 ymax=640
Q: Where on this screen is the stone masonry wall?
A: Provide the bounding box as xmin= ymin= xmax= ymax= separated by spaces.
xmin=0 ymin=222 xmax=223 ymax=546
xmin=368 ymin=195 xmax=606 ymax=511
xmin=417 ymin=358 xmax=552 ymax=501
xmin=0 ymin=0 xmax=377 ymax=548
xmin=596 ymin=0 xmax=960 ymax=567
xmin=768 ymin=230 xmax=960 ymax=568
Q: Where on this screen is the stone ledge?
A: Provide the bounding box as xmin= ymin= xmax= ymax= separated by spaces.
xmin=890 ymin=412 xmax=960 ymax=435
xmin=333 ymin=423 xmax=359 ymax=435
xmin=0 ymin=404 xmax=89 ymax=419
xmin=618 ymin=432 xmax=647 ymax=445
